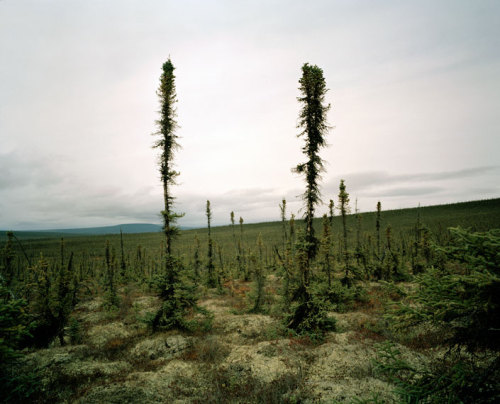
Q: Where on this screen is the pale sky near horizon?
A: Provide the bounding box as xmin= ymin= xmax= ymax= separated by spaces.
xmin=1 ymin=0 xmax=499 ymax=230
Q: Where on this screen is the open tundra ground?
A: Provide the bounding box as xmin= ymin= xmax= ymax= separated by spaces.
xmin=3 ymin=199 xmax=499 ymax=402
xmin=22 ymin=277 xmax=434 ymax=403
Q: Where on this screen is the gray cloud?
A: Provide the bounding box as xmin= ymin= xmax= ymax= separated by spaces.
xmin=363 ymin=186 xmax=442 ymax=198
xmin=1 ymin=1 xmax=499 ymax=229
xmin=0 ymin=151 xmax=66 ymax=189
xmin=324 ymin=166 xmax=498 ymax=195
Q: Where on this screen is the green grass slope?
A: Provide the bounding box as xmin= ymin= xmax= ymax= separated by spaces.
xmin=3 ymin=198 xmax=499 ymax=265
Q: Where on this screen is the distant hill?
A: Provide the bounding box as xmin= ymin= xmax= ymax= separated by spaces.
xmin=48 ymin=223 xmax=164 ymax=235
xmin=1 ymin=198 xmax=499 ymax=242
xmin=0 ymin=223 xmax=163 ymax=240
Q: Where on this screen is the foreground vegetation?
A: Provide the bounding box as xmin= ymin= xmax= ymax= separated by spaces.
xmin=1 ymin=198 xmax=499 ymax=403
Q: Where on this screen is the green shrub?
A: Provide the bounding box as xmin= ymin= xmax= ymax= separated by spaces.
xmin=379 ymin=228 xmax=500 ymax=403
xmin=322 ymin=281 xmax=367 ymax=313
xmin=373 ymin=342 xmax=500 ymax=403
xmin=0 ymin=278 xmax=41 ymax=403
xmin=387 ymin=227 xmax=500 ymax=351
xmin=68 ymin=317 xmax=83 ymax=345
xmin=285 ymin=291 xmax=336 ymax=340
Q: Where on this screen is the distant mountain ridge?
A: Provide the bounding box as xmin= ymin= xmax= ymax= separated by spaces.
xmin=43 ymin=223 xmax=164 ymax=235
xmin=1 ymin=198 xmax=499 ymax=241
xmin=0 ymin=223 xmax=163 ymax=240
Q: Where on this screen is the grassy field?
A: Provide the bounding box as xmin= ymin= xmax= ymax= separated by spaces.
xmin=6 ymin=197 xmax=500 ymax=268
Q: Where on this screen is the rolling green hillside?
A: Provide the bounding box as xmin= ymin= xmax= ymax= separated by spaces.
xmin=3 ymin=198 xmax=499 ymax=266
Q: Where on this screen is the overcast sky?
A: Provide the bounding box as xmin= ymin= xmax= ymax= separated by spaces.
xmin=1 ymin=0 xmax=499 ymax=230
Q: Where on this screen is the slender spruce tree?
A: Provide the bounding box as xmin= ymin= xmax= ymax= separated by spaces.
xmin=153 ymin=58 xmax=182 ymax=262
xmin=293 ymin=63 xmax=331 ymax=264
xmin=230 ymin=211 xmax=235 ymax=241
xmin=119 ymin=229 xmax=126 ymax=278
xmin=338 ymin=179 xmax=351 ymax=286
xmin=104 ymin=240 xmax=119 ymax=308
xmin=294 ymin=63 xmax=330 ymax=293
xmin=151 ymin=59 xmax=201 ymax=331
xmin=320 ymin=214 xmax=333 ymax=288
xmin=206 ymin=200 xmax=216 ymax=287
xmin=287 ymin=63 xmax=334 ymax=334
xmin=237 ymin=216 xmax=247 ymax=280
xmin=249 ymin=234 xmax=266 ymax=313
xmin=1 ymin=232 xmax=15 ymax=286
xmin=376 ymin=201 xmax=382 ymax=259
xmin=354 ymin=199 xmax=362 ymax=267
xmin=328 ymin=199 xmax=334 ymax=232
xmin=239 ymin=216 xmax=244 ymax=238
xmin=192 ymin=234 xmax=202 ymax=284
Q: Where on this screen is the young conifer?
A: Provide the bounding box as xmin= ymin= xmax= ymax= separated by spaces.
xmin=338 ymin=179 xmax=351 ymax=285
xmin=206 ymin=200 xmax=216 ymax=287
xmin=280 ymin=199 xmax=288 ymax=253
xmin=53 ymin=252 xmax=74 ymax=345
xmin=320 ymin=214 xmax=333 ymax=288
xmin=193 ymin=234 xmax=202 ymax=284
xmin=1 ymin=232 xmax=15 ymax=286
xmin=216 ymin=243 xmax=224 ymax=289
xmin=119 ymin=229 xmax=126 ymax=278
xmin=412 ymin=205 xmax=424 ymax=274
xmin=60 ymin=237 xmax=65 ymax=268
xmin=328 ymin=199 xmax=334 ymax=232
xmin=249 ymin=234 xmax=266 ymax=313
xmin=354 ymin=200 xmax=361 ymax=263
xmin=230 ymin=211 xmax=235 ymax=241
xmin=376 ymin=201 xmax=382 ymax=259
xmin=104 ymin=240 xmax=119 ymax=308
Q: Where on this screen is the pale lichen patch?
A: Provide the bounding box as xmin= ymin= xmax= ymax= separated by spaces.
xmin=87 ymin=321 xmax=132 ymax=348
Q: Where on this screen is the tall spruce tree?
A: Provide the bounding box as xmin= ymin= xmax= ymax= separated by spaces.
xmin=294 ymin=63 xmax=331 ymax=264
xmin=293 ymin=62 xmax=330 ymax=295
xmin=287 ymin=63 xmax=334 ymax=334
xmin=153 ymin=59 xmax=182 ymax=261
xmin=151 ymin=59 xmax=201 ymax=331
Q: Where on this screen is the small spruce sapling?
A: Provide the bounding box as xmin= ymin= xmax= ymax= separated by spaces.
xmin=206 ymin=200 xmax=217 ymax=288
xmin=104 ymin=240 xmax=119 ymax=308
xmin=249 ymin=234 xmax=266 ymax=313
xmin=192 ymin=234 xmax=202 ymax=284
xmin=338 ymin=179 xmax=351 ymax=286
xmin=374 ymin=201 xmax=383 ymax=280
xmin=320 ymin=214 xmax=333 ymax=288
xmin=119 ymin=229 xmax=127 ymax=278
